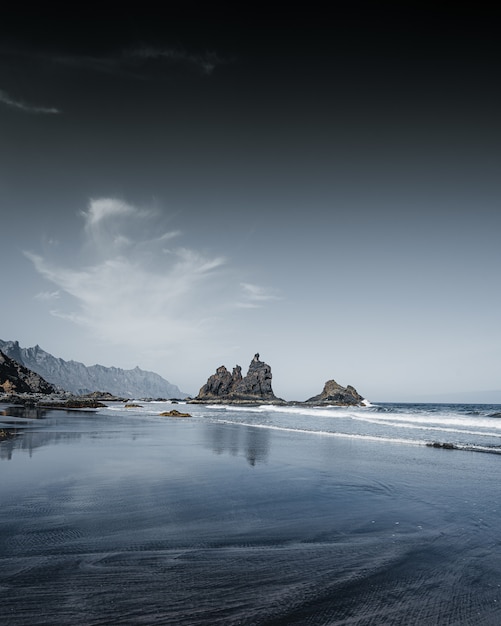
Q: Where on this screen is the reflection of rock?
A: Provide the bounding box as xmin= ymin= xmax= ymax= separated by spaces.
xmin=0 ymin=427 xmax=85 ymax=461
xmin=204 ymin=423 xmax=270 ymax=466
xmin=245 ymin=426 xmax=269 ymax=466
xmin=0 ymin=429 xmax=14 ymax=441
xmin=306 ymin=380 xmax=365 ymax=406
xmin=193 ymin=354 xmax=282 ymax=404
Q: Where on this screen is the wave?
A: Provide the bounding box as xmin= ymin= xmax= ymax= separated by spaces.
xmin=350 ymin=414 xmax=501 ymax=435
xmin=211 ymin=418 xmax=501 ymax=456
xmin=206 ymin=404 xmax=370 ymax=419
xmin=206 ymin=403 xmax=501 ymax=432
xmin=213 ymin=418 xmax=425 ymax=446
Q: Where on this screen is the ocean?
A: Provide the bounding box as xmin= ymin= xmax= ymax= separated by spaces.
xmin=1 ymin=400 xmax=501 ymax=624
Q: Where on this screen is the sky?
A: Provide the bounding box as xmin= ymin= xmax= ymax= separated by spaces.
xmin=1 ymin=8 xmax=500 ymax=402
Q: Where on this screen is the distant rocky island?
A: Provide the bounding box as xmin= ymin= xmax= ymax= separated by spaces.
xmin=191 ymin=353 xmax=365 ymax=406
xmin=0 ymin=340 xmax=186 ymax=399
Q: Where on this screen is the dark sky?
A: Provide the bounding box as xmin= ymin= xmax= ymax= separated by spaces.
xmin=1 ymin=7 xmax=500 ymax=401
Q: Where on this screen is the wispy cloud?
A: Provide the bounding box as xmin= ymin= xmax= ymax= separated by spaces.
xmin=123 ymin=46 xmax=225 ymax=76
xmin=51 ymin=45 xmax=226 ymax=78
xmin=24 ymin=198 xmax=228 ymax=350
xmin=34 ymin=290 xmax=60 ymax=301
xmin=237 ymin=282 xmax=282 ymax=308
xmin=0 ymin=88 xmax=60 ymax=114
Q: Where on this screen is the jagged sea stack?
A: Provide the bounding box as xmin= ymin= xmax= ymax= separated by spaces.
xmin=192 ymin=353 xmax=282 ymax=404
xmin=306 ymin=379 xmax=365 ymax=406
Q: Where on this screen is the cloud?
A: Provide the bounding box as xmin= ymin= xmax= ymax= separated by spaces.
xmin=0 ymin=88 xmax=60 ymax=114
xmin=34 ymin=290 xmax=60 ymax=301
xmin=24 ymin=198 xmax=229 ymax=350
xmin=123 ymin=46 xmax=225 ymax=76
xmin=237 ymin=282 xmax=282 ymax=308
xmin=82 ymin=198 xmax=138 ymax=227
xmin=51 ymin=46 xmax=226 ymax=78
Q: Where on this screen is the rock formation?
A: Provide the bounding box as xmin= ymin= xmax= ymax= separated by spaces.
xmin=193 ymin=354 xmax=282 ymax=403
xmin=0 ymin=350 xmax=58 ymax=395
xmin=0 ymin=340 xmax=186 ymax=399
xmin=306 ymin=379 xmax=365 ymax=406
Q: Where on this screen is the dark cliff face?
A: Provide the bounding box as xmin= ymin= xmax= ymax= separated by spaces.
xmin=0 ymin=350 xmax=58 ymax=395
xmin=306 ymin=379 xmax=364 ymax=406
xmin=195 ymin=354 xmax=279 ymax=403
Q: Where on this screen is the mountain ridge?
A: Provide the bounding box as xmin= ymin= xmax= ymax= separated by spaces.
xmin=0 ymin=340 xmax=186 ymax=399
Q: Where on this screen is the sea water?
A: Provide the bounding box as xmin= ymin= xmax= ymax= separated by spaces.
xmin=1 ymin=401 xmax=501 ymax=624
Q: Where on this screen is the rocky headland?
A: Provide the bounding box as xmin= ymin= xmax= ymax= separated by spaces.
xmin=0 ymin=350 xmax=57 ymax=395
xmin=191 ymin=353 xmax=285 ymax=404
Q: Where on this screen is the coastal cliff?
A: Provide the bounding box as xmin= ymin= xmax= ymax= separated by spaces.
xmin=192 ymin=353 xmax=283 ymax=404
xmin=0 ymin=350 xmax=57 ymax=395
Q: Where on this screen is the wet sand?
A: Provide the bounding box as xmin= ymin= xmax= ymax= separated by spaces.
xmin=1 ymin=404 xmax=501 ymax=624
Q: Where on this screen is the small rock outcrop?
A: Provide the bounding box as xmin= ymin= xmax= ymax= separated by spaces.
xmin=306 ymin=379 xmax=365 ymax=406
xmin=159 ymin=409 xmax=191 ymax=417
xmin=192 ymin=354 xmax=282 ymax=404
xmin=0 ymin=350 xmax=58 ymax=395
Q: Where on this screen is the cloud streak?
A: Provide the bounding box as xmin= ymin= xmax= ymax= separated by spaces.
xmin=123 ymin=46 xmax=225 ymax=76
xmin=51 ymin=45 xmax=226 ymax=78
xmin=0 ymin=88 xmax=60 ymax=114
xmin=237 ymin=282 xmax=282 ymax=308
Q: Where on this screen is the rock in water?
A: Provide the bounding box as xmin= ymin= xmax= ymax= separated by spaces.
xmin=193 ymin=354 xmax=281 ymax=403
xmin=306 ymin=379 xmax=365 ymax=406
xmin=0 ymin=350 xmax=57 ymax=395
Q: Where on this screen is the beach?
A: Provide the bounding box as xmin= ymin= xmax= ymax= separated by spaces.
xmin=1 ymin=401 xmax=501 ymax=624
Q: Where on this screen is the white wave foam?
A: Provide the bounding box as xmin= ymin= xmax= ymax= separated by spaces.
xmin=214 ymin=418 xmax=424 ymax=447
xmin=206 ymin=404 xmax=365 ymax=419
xmin=352 ymin=413 xmax=501 ymax=432
xmin=352 ymin=416 xmax=501 ymax=439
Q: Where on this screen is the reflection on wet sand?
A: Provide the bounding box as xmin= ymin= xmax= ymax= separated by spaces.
xmin=1 ymin=406 xmax=49 ymax=420
xmin=0 ymin=429 xmax=85 ymax=460
xmin=205 ymin=423 xmax=270 ymax=465
xmin=0 ymin=404 xmax=88 ymax=460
